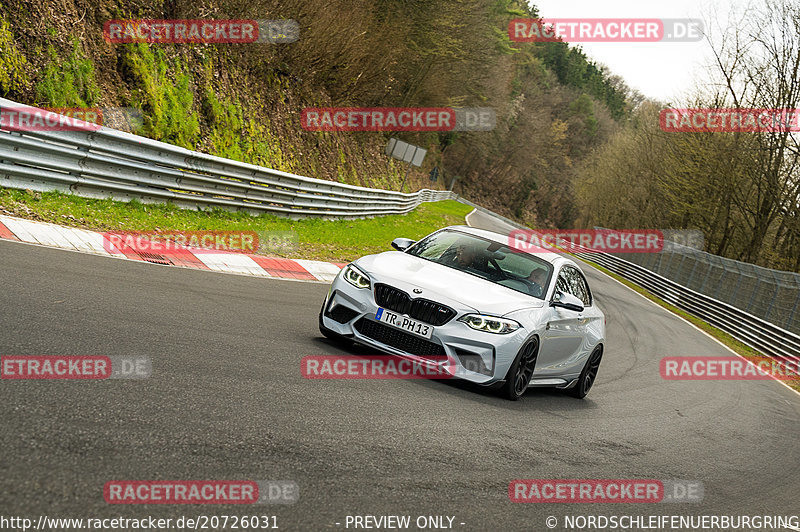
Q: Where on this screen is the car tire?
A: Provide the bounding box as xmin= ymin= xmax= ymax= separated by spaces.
xmin=500 ymin=337 xmax=539 ymax=401
xmin=318 ymin=300 xmax=353 ymax=345
xmin=566 ymin=345 xmax=603 ymax=399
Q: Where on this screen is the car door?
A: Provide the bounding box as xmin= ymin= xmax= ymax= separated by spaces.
xmin=570 ymin=266 xmax=605 ymax=361
xmin=536 ymin=266 xmax=587 ymax=375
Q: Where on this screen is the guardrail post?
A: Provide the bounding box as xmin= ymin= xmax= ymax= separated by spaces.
xmin=713 ymin=268 xmax=731 ymax=302
xmin=763 ymin=276 xmax=780 ymax=322
xmin=685 ymin=255 xmax=699 ymax=288
xmin=674 ymin=251 xmax=688 ymax=281
xmin=745 ymin=277 xmax=759 ymax=312
xmin=699 ymin=262 xmax=714 ymax=292
xmin=787 ymin=292 xmax=800 ymax=331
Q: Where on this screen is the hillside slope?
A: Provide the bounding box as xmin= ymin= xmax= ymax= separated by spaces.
xmin=0 ymin=0 xmax=633 ymax=226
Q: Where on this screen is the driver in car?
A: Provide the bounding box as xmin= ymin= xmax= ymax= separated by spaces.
xmin=527 ymin=267 xmax=548 ymax=297
xmin=452 ymin=243 xmax=486 ymax=271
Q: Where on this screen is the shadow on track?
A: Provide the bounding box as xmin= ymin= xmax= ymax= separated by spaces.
xmin=312 ymin=336 xmax=600 ymax=412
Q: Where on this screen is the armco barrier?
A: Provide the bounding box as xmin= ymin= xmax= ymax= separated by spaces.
xmin=0 ymin=98 xmax=454 ymax=218
xmin=468 ymin=207 xmax=800 ymax=372
xmin=572 ymin=248 xmax=800 ymax=371
xmin=603 ymin=236 xmax=800 ymax=335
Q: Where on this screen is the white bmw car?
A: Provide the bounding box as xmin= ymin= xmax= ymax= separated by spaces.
xmin=319 ymin=226 xmax=605 ymax=400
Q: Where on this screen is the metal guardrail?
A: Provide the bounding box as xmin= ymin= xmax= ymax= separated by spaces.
xmin=572 ymin=248 xmax=800 ymax=370
xmin=465 ymin=206 xmax=800 ymax=371
xmin=0 ymin=98 xmax=454 ymax=218
xmin=603 ymin=236 xmax=800 ymax=335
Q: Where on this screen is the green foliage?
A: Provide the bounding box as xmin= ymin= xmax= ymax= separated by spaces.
xmin=246 ymin=121 xmax=295 ymax=172
xmin=535 ymin=41 xmax=628 ymax=119
xmin=574 ymin=97 xmax=800 ymax=272
xmin=0 ymin=14 xmax=27 ymax=96
xmin=123 ymin=43 xmax=200 ymax=149
xmin=35 ymin=38 xmax=99 ymax=107
xmin=196 ymin=60 xmax=307 ymax=173
xmin=568 ymin=94 xmax=598 ymax=137
xmin=202 ymin=85 xmax=300 ymax=172
xmin=490 ymin=26 xmax=517 ymax=55
xmin=202 ymin=83 xmax=245 ymax=161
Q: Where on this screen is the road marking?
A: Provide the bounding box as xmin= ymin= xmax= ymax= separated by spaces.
xmin=0 ymin=234 xmax=329 ymax=284
xmin=0 ymin=215 xmax=343 ymax=284
xmin=295 ymin=259 xmax=342 ymax=282
xmin=465 ymin=208 xmax=477 ymax=227
xmin=195 ymin=252 xmax=271 ymax=276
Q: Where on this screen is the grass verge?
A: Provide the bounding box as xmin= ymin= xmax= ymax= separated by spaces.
xmin=0 ymin=188 xmax=473 ymax=263
xmin=578 ymin=257 xmax=800 ymax=393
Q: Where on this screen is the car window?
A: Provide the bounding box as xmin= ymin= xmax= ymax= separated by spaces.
xmin=574 ymin=269 xmax=592 ymax=306
xmin=555 ymin=270 xmax=572 ymax=298
xmin=407 ymin=229 xmax=554 ymax=299
xmin=556 ymin=266 xmax=592 ymax=306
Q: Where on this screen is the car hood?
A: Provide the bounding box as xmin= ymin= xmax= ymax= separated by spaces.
xmin=355 ymin=251 xmax=545 ymax=316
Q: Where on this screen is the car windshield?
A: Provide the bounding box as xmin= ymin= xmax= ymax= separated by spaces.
xmin=406 ymin=229 xmax=553 ymax=299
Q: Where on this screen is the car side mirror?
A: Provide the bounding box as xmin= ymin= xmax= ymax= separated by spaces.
xmin=551 ymin=292 xmax=584 ymax=312
xmin=391 ymin=238 xmax=416 ymax=252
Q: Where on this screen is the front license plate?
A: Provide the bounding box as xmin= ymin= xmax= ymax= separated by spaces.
xmin=376 ymin=308 xmax=433 ymax=339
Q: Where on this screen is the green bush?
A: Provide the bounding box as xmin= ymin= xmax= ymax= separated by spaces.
xmin=123 ymin=43 xmax=200 ymax=148
xmin=0 ymin=15 xmax=27 ymax=96
xmin=35 ymin=38 xmax=99 ymax=107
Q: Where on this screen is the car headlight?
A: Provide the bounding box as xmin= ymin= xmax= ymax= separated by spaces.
xmin=458 ymin=314 xmax=521 ymax=334
xmin=343 ymin=264 xmax=371 ymax=289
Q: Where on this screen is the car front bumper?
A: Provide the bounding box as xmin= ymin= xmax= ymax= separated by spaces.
xmin=320 ymin=273 xmax=530 ymax=385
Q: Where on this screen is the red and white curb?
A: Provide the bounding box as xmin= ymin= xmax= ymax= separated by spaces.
xmin=0 ymin=215 xmax=345 ymax=282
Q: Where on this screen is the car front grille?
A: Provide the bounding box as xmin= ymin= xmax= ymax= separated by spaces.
xmin=354 ymin=318 xmax=446 ymax=360
xmin=373 ymin=284 xmax=456 ymax=326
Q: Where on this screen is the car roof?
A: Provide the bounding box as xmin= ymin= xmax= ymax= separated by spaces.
xmin=442 ymin=225 xmax=582 ymax=271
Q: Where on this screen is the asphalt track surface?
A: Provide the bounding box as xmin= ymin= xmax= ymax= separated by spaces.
xmin=1 ymin=214 xmax=799 ymax=531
